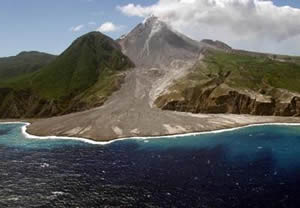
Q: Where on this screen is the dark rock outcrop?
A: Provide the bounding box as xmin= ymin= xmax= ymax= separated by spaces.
xmin=0 ymin=75 xmax=125 ymax=119
xmin=155 ymin=87 xmax=300 ymax=116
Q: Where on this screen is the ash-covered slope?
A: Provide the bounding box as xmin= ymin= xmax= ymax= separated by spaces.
xmin=118 ymin=16 xmax=203 ymax=67
xmin=26 ymin=18 xmax=300 ymax=141
xmin=118 ymin=17 xmax=300 ymax=117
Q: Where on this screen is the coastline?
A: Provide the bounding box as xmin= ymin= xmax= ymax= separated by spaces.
xmin=1 ymin=121 xmax=300 ymax=146
xmin=13 ymin=68 xmax=300 ymax=143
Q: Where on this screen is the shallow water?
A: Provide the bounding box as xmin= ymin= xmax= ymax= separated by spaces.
xmin=1 ymin=123 xmax=300 ymax=207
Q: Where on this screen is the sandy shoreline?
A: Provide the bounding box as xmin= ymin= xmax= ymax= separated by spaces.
xmin=1 ymin=120 xmax=300 ymax=145
xmin=9 ymin=68 xmax=299 ymax=142
xmin=2 ymin=68 xmax=300 ymax=142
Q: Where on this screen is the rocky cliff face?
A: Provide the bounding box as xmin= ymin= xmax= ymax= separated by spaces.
xmin=155 ymin=86 xmax=300 ymax=116
xmin=117 ymin=17 xmax=300 ymax=117
xmin=0 ymin=74 xmax=125 ymax=119
xmin=154 ymin=49 xmax=300 ymax=117
xmin=0 ymin=89 xmax=60 ymax=118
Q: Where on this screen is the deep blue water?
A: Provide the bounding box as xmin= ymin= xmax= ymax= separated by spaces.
xmin=1 ymin=123 xmax=300 ymax=207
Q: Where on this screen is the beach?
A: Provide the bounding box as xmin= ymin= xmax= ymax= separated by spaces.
xmin=1 ymin=118 xmax=300 ymax=144
xmin=2 ymin=68 xmax=300 ymax=142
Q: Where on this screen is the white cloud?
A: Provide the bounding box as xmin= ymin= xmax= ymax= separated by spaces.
xmin=70 ymin=24 xmax=84 ymax=32
xmin=97 ymin=22 xmax=122 ymax=33
xmin=118 ymin=0 xmax=300 ymax=55
xmin=117 ymin=3 xmax=154 ymax=17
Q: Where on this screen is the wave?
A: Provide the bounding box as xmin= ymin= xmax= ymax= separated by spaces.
xmin=1 ymin=121 xmax=300 ymax=145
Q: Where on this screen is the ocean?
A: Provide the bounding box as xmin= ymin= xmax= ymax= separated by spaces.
xmin=1 ymin=123 xmax=300 ymax=207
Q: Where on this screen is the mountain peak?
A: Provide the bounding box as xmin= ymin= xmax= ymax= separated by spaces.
xmin=17 ymin=51 xmax=48 ymax=57
xmin=75 ymin=31 xmax=113 ymax=43
xmin=142 ymin=15 xmax=169 ymax=32
xmin=65 ymin=31 xmax=122 ymax=55
xmin=118 ymin=16 xmax=201 ymax=67
xmin=143 ymin=15 xmax=160 ymax=24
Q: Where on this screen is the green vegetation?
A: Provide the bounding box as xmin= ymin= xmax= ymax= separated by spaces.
xmin=0 ymin=51 xmax=56 ymax=81
xmin=183 ymin=50 xmax=300 ymax=93
xmin=0 ymin=32 xmax=134 ymax=118
xmin=155 ymin=49 xmax=300 ymax=116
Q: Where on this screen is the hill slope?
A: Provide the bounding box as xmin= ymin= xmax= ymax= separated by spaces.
xmin=155 ymin=49 xmax=300 ymax=116
xmin=0 ymin=51 xmax=56 ymax=81
xmin=0 ymin=32 xmax=134 ymax=118
xmin=117 ymin=16 xmax=300 ymax=117
xmin=23 ymin=17 xmax=300 ymax=141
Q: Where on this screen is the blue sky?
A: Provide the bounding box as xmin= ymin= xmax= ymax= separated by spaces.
xmin=273 ymin=0 xmax=300 ymax=7
xmin=0 ymin=0 xmax=150 ymax=57
xmin=1 ymin=0 xmax=300 ymax=57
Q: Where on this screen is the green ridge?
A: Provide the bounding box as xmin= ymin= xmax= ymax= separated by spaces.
xmin=155 ymin=49 xmax=300 ymax=116
xmin=0 ymin=32 xmax=134 ymax=118
xmin=0 ymin=51 xmax=56 ymax=82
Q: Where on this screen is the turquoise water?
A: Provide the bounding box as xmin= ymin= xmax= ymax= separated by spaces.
xmin=138 ymin=125 xmax=300 ymax=169
xmin=1 ymin=123 xmax=300 ymax=207
xmin=0 ymin=123 xmax=88 ymax=149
